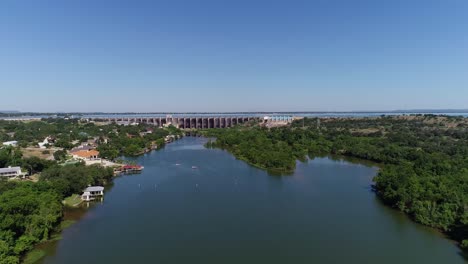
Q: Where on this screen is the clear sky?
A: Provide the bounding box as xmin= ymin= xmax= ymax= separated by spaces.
xmin=1 ymin=0 xmax=467 ymax=112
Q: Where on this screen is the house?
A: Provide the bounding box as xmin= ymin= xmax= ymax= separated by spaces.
xmin=0 ymin=166 xmax=25 ymax=179
xmin=2 ymin=141 xmax=18 ymax=147
xmin=70 ymin=145 xmax=94 ymax=154
xmin=139 ymin=131 xmax=152 ymax=137
xmin=72 ymin=149 xmax=100 ymax=160
xmin=81 ymin=186 xmax=104 ymax=201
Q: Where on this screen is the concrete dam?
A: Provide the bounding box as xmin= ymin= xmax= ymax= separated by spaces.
xmin=92 ymin=115 xmax=294 ymax=129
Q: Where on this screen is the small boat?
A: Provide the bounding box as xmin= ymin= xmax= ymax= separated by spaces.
xmin=192 ymin=166 xmax=198 ymax=169
xmin=175 ymin=163 xmax=181 ymax=166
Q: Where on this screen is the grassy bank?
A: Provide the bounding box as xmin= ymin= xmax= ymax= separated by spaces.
xmin=63 ymin=194 xmax=82 ymax=207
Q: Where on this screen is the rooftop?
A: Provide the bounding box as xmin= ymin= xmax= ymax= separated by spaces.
xmin=84 ymin=186 xmax=104 ymax=192
xmin=0 ymin=166 xmax=21 ymax=173
xmin=73 ymin=149 xmax=99 ymax=158
xmin=70 ymin=145 xmax=94 ymax=153
xmin=2 ymin=141 xmax=18 ymax=144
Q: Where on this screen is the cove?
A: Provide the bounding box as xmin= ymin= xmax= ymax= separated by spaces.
xmin=37 ymin=137 xmax=466 ymax=263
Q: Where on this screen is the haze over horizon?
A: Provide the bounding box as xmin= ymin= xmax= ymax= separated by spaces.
xmin=2 ymin=108 xmax=468 ymax=114
xmin=1 ymin=0 xmax=467 ymax=112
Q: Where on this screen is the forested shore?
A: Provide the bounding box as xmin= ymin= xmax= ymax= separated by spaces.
xmin=0 ymin=119 xmax=182 ymax=263
xmin=204 ymin=115 xmax=468 ymax=250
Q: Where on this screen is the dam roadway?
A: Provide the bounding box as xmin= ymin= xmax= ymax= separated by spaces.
xmin=90 ymin=115 xmax=294 ymax=129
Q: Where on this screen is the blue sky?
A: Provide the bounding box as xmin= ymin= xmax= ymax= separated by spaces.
xmin=0 ymin=0 xmax=467 ymax=112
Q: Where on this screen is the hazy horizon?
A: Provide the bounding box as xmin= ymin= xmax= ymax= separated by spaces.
xmin=1 ymin=108 xmax=468 ymax=114
xmin=1 ymin=0 xmax=467 ymax=112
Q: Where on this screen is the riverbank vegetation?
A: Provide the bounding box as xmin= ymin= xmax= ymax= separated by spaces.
xmin=0 ymin=118 xmax=182 ymax=263
xmin=0 ymin=163 xmax=113 ymax=263
xmin=204 ymin=115 xmax=468 ymax=249
xmin=0 ymin=118 xmax=183 ymax=160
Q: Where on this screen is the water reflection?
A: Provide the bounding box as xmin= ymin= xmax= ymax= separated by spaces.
xmin=36 ymin=137 xmax=466 ymax=264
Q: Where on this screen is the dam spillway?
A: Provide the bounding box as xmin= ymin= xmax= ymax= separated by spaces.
xmin=87 ymin=115 xmax=296 ymax=129
xmin=96 ymin=116 xmax=261 ymax=129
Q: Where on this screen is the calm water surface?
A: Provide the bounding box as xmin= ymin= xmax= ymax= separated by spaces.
xmin=40 ymin=137 xmax=466 ymax=263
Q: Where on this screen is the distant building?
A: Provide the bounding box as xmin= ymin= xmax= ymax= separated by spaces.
xmin=139 ymin=131 xmax=152 ymax=137
xmin=0 ymin=166 xmax=25 ymax=178
xmin=72 ymin=149 xmax=100 ymax=160
xmin=2 ymin=141 xmax=18 ymax=147
xmin=81 ymin=186 xmax=104 ymax=201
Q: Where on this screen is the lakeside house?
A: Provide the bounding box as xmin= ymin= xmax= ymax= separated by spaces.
xmin=81 ymin=186 xmax=104 ymax=201
xmin=2 ymin=141 xmax=18 ymax=147
xmin=72 ymin=149 xmax=100 ymax=161
xmin=0 ymin=166 xmax=25 ymax=179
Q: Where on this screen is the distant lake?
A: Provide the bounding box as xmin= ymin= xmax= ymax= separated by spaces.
xmin=2 ymin=111 xmax=468 ymax=120
xmin=83 ymin=111 xmax=468 ymax=118
xmin=38 ymin=137 xmax=466 ymax=263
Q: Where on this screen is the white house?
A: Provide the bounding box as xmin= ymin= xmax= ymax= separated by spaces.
xmin=81 ymin=186 xmax=104 ymax=201
xmin=2 ymin=141 xmax=18 ymax=147
xmin=0 ymin=166 xmax=25 ymax=179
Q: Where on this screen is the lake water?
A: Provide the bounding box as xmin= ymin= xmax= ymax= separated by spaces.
xmin=39 ymin=137 xmax=466 ymax=263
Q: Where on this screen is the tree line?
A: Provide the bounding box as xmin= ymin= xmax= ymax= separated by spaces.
xmin=204 ymin=115 xmax=468 ymax=250
xmin=0 ymin=163 xmax=113 ymax=263
xmin=0 ymin=118 xmax=183 ymax=263
xmin=0 ymin=118 xmax=183 ymax=160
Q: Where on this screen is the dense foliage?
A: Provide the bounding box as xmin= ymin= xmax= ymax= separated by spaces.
xmin=97 ymin=125 xmax=172 ymax=158
xmin=205 ymin=115 xmax=468 ymax=249
xmin=0 ymin=147 xmax=55 ymax=175
xmin=0 ymin=118 xmax=182 ymax=262
xmin=40 ymin=164 xmax=114 ymax=198
xmin=0 ymin=163 xmax=113 ymax=263
xmin=0 ymin=118 xmax=182 ymax=159
xmin=0 ymin=140 xmax=114 ymax=263
xmin=0 ymin=181 xmax=62 ymax=264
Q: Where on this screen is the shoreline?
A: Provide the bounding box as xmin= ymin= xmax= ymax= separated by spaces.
xmin=27 ymin=136 xmax=467 ymax=263
xmin=21 ymin=135 xmax=467 ymax=263
xmin=205 ymin=138 xmax=467 ymax=253
xmin=22 ymin=138 xmax=181 ymax=264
